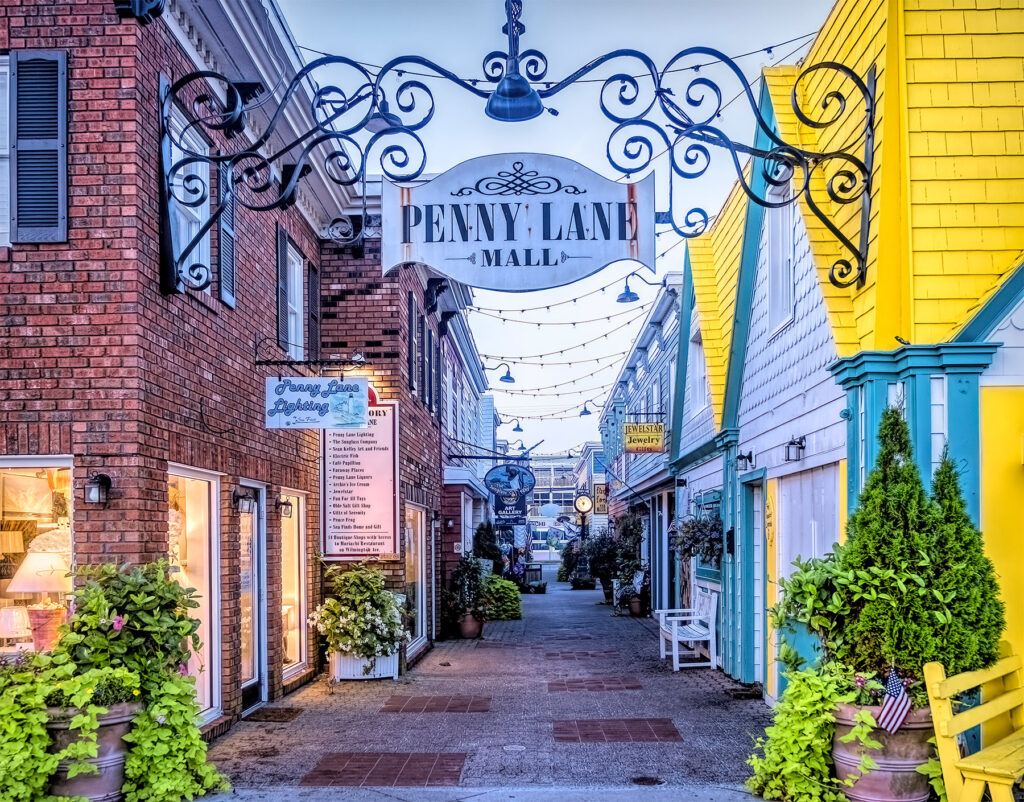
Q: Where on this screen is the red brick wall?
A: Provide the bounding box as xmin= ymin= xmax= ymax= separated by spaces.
xmin=319 ymin=240 xmax=442 ymax=644
xmin=0 ymin=2 xmax=322 ymax=722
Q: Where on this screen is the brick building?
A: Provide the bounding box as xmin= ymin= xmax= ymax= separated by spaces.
xmin=0 ymin=0 xmax=490 ymax=738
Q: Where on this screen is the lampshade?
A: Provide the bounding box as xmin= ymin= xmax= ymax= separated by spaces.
xmin=7 ymin=552 xmax=72 ymax=595
xmin=0 ymin=605 xmax=31 ymax=638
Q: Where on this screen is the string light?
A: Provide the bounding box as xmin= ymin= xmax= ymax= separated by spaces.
xmin=493 ymin=376 xmax=618 ymax=398
xmin=499 ymin=397 xmax=607 ymax=422
xmin=469 ymin=301 xmax=652 ymax=326
xmin=485 ymin=360 xmax=621 ymax=392
xmin=295 ymin=32 xmax=817 ymax=88
xmin=486 ymin=348 xmax=629 ymax=368
xmin=472 ymin=269 xmax=650 ymax=313
xmin=479 ymin=313 xmax=647 ymax=361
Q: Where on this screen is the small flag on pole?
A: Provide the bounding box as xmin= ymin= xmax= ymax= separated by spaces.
xmin=877 ymin=668 xmax=912 ymax=734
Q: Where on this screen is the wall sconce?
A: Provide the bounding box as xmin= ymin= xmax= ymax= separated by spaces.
xmin=233 ymin=489 xmax=256 ymax=514
xmin=785 ymin=436 xmax=807 ymax=462
xmin=446 ymin=519 xmax=454 ymax=528
xmin=736 ymin=451 xmax=755 ymax=471
xmin=84 ymin=473 xmax=111 ymax=504
xmin=275 ymin=496 xmax=294 ymax=518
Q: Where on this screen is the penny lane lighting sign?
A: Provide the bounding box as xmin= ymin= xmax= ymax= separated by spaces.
xmin=322 ymin=398 xmax=399 ymax=560
xmin=381 ymin=153 xmax=655 ymax=291
xmin=265 ymin=377 xmax=369 ymax=429
xmin=624 ymin=422 xmax=665 ymax=454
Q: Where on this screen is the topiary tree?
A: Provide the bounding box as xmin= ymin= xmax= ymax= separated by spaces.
xmin=473 ymin=521 xmax=503 ymax=575
xmin=837 ymin=407 xmax=945 ymax=678
xmin=927 ymin=449 xmax=1005 ymax=674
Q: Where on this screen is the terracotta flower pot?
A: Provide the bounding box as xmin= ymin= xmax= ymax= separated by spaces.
xmin=46 ymin=700 xmax=143 ymax=802
xmin=459 ymin=614 xmax=483 ymax=639
xmin=629 ymin=596 xmax=644 ymax=616
xmin=832 ymin=702 xmax=932 ymax=802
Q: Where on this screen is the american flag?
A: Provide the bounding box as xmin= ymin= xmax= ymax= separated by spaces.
xmin=877 ymin=668 xmax=912 ymax=734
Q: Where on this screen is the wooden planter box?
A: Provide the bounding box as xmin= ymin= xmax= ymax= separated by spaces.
xmin=328 ymin=650 xmax=399 ymax=681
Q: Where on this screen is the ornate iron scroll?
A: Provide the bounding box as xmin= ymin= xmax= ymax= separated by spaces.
xmin=161 ymin=0 xmax=875 ymax=293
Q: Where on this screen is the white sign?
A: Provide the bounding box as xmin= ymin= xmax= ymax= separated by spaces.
xmin=322 ymin=403 xmax=399 ymax=559
xmin=381 ymin=153 xmax=655 ymax=291
xmin=265 ymin=377 xmax=368 ymax=429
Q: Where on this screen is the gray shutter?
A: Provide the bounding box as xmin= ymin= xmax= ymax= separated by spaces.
xmin=407 ymin=292 xmax=417 ymax=392
xmin=433 ymin=338 xmax=442 ymax=415
xmin=218 ymin=163 xmax=236 ymax=307
xmin=426 ymin=329 xmax=433 ymax=410
xmin=418 ymin=314 xmax=426 ymax=401
xmin=276 ymin=225 xmax=289 ymax=351
xmin=308 ymin=263 xmax=320 ymax=363
xmin=10 ymin=51 xmax=67 ymax=243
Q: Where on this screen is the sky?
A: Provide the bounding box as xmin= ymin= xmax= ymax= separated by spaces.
xmin=278 ymin=0 xmax=835 ymax=453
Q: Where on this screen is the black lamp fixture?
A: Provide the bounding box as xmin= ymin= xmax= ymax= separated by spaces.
xmin=233 ymin=489 xmax=256 ymax=514
xmin=579 ymin=399 xmax=600 ymax=417
xmin=511 ymin=418 xmax=524 ymax=433
xmin=507 ymin=439 xmax=527 ymax=454
xmin=84 ymin=473 xmax=111 ymax=505
xmin=275 ymin=496 xmax=294 ymax=518
xmin=486 ymin=362 xmax=516 ymax=384
xmin=484 ymin=1 xmax=544 ymax=122
xmin=366 ymin=92 xmax=402 ymax=133
xmin=736 ymin=450 xmax=755 ymax=471
xmin=616 ymin=271 xmax=665 ymax=304
xmin=785 ymin=436 xmax=807 ymax=462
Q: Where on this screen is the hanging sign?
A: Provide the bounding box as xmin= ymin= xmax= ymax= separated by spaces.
xmin=381 ymin=153 xmax=655 ymax=292
xmin=322 ymin=400 xmax=399 ymax=560
xmin=483 ymin=463 xmax=536 ymax=497
xmin=493 ymin=493 xmax=527 ymax=525
xmin=624 ymin=422 xmax=665 ymax=453
xmin=266 ymin=377 xmax=369 ymax=429
xmin=594 ymin=482 xmax=608 ymax=515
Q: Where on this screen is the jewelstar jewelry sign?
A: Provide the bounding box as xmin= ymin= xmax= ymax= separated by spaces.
xmin=265 ymin=377 xmax=369 ymax=429
xmin=382 ymin=153 xmax=655 ymax=291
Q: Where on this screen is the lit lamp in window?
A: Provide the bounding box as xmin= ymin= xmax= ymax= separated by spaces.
xmin=785 ymin=436 xmax=806 ymax=462
xmin=276 ymin=497 xmax=294 ymax=519
xmin=0 ymin=606 xmax=32 ymax=649
xmin=7 ymin=551 xmax=72 ymax=651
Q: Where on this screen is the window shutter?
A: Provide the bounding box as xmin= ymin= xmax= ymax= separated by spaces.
xmin=433 ymin=338 xmax=441 ymax=415
xmin=407 ymin=292 xmax=417 ymax=392
xmin=10 ymin=51 xmax=67 ymax=243
xmin=276 ymin=225 xmax=289 ymax=351
xmin=425 ymin=329 xmax=433 ymax=409
xmin=308 ymin=263 xmax=320 ymax=363
xmin=418 ymin=314 xmax=426 ymax=402
xmin=218 ymin=163 xmax=236 ymax=307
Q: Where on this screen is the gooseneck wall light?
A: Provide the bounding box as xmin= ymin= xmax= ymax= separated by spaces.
xmin=617 ymin=272 xmax=666 ymax=304
xmin=579 ymin=400 xmax=601 ymax=417
xmin=511 ymin=419 xmax=524 ymax=433
xmin=486 ymin=363 xmax=516 ymax=384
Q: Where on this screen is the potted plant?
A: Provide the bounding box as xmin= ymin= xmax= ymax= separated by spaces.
xmin=750 ymin=409 xmax=1006 ymax=802
xmin=670 ymin=513 xmax=724 ymax=569
xmin=582 ymin=530 xmax=618 ymax=601
xmin=309 ymin=563 xmax=405 ymax=680
xmin=451 ymin=555 xmax=487 ymax=638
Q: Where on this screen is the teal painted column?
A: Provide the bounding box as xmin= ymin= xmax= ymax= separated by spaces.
xmin=946 ymin=371 xmax=982 ymax=525
xmin=907 ymin=372 xmax=933 ymax=485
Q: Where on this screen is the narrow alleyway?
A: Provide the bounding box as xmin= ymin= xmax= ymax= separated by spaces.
xmin=207 ymin=569 xmax=768 ymax=800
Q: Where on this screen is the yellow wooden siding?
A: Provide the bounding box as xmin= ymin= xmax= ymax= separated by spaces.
xmin=904 ymin=0 xmax=1024 ymax=341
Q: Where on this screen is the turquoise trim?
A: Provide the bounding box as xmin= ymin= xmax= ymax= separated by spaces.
xmin=721 ymin=81 xmax=776 ymax=429
xmin=670 ymin=255 xmax=696 ymax=464
xmin=739 ymin=468 xmax=767 ymax=685
xmin=954 ymin=257 xmax=1024 ymax=342
xmin=671 ymin=436 xmax=718 ymax=473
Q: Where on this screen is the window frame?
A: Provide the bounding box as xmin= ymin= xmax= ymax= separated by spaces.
xmin=168 ymin=104 xmax=211 ymax=292
xmin=285 ymin=240 xmax=304 ymax=361
xmin=280 ymin=489 xmax=309 ymax=681
xmin=767 ymin=184 xmax=796 ymax=336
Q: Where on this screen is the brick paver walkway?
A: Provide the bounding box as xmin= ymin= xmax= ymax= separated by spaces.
xmin=207 ymin=566 xmax=768 ymax=794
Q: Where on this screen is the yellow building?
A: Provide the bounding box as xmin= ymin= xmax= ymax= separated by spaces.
xmin=669 ymin=0 xmax=1024 ymax=697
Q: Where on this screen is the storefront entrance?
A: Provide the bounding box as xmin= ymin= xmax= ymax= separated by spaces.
xmin=239 ymin=484 xmax=267 ymax=712
xmin=404 ymin=504 xmax=427 ymax=655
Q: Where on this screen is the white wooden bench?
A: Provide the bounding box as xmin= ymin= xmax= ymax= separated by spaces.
xmin=655 ymin=588 xmax=718 ymax=671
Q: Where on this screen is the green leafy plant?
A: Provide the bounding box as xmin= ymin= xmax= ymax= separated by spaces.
xmin=670 ymin=514 xmax=724 ymax=567
xmin=309 ymin=563 xmax=405 ymax=662
xmin=472 ymin=522 xmax=503 ymax=575
xmin=482 ymin=575 xmax=522 ymax=620
xmin=915 ymin=739 xmax=948 ymax=802
xmin=52 ymin=559 xmax=227 ymax=802
xmin=556 ymin=564 xmax=569 ymax=582
xmin=449 ymin=556 xmax=487 ymax=621
xmin=582 ymin=530 xmax=618 ymax=590
xmin=747 ymin=665 xmax=880 ymax=802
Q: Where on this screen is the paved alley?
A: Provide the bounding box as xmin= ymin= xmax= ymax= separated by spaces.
xmin=206 ymin=570 xmax=769 ymax=800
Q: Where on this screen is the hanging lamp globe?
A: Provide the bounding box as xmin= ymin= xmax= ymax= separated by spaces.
xmin=500 ymin=367 xmax=515 ymax=384
xmin=485 ymin=60 xmax=543 ymax=122
xmin=579 ymin=403 xmax=592 ymax=417
xmin=366 ymin=97 xmax=402 ymax=133
xmin=616 ymin=281 xmax=640 ymax=304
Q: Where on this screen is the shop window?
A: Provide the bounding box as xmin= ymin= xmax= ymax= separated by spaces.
xmin=930 ymin=375 xmax=948 ymax=476
xmin=404 ymin=505 xmax=426 ymax=649
xmin=688 ymin=327 xmax=709 ymax=413
xmin=286 ymin=242 xmax=304 ymax=360
xmin=0 ymin=464 xmax=72 ymax=653
xmin=168 ymin=104 xmax=210 ymax=291
xmin=280 ymin=492 xmax=307 ymax=676
xmin=168 ymin=471 xmax=218 ymax=717
xmin=767 ymin=184 xmax=795 ymax=333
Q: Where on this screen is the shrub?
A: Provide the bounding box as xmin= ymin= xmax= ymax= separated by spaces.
xmin=482 ymin=575 xmax=522 ymax=620
xmin=670 ymin=514 xmax=724 ymax=568
xmin=582 ymin=530 xmax=618 ymax=587
xmin=451 ymin=556 xmax=487 ymax=621
xmin=473 ymin=522 xmax=503 ymax=575
xmin=556 ymin=565 xmax=568 ymax=582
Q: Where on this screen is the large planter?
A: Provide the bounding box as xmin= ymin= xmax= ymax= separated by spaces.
xmin=46 ymin=701 xmax=143 ymax=802
xmin=459 ymin=614 xmax=484 ymax=639
xmin=629 ymin=596 xmax=645 ymax=617
xmin=329 ymin=650 xmax=399 ymax=681
xmin=832 ymin=702 xmax=932 ymax=802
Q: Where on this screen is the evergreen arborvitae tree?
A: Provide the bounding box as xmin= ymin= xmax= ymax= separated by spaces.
xmin=473 ymin=521 xmax=503 ymax=574
xmin=839 ymin=407 xmax=942 ymax=676
xmin=928 ymin=449 xmax=1005 ymax=674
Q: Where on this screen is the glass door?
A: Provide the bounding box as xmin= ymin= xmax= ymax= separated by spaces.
xmin=403 ymin=504 xmax=426 ymax=653
xmin=239 ymin=489 xmax=265 ymax=711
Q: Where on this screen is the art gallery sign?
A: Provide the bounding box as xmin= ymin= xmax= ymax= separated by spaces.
xmin=382 ymin=153 xmax=655 ymax=291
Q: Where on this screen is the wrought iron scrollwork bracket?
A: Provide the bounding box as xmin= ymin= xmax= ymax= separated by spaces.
xmin=159 ymin=1 xmax=877 ymax=294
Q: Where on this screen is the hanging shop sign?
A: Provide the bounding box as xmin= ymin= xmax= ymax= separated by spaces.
xmin=381 ymin=153 xmax=655 ymax=292
xmin=266 ymin=377 xmax=369 ymax=429
xmin=483 ymin=463 xmax=536 ymax=497
xmin=322 ymin=400 xmax=399 ymax=560
xmin=624 ymin=422 xmax=665 ymax=453
xmin=594 ymin=483 xmax=608 ymax=515
xmin=493 ymin=493 xmax=527 ymax=526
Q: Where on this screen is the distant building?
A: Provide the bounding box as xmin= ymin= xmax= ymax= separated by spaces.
xmin=573 ymin=442 xmax=608 ymax=534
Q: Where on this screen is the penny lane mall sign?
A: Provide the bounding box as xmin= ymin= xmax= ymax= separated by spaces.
xmin=382 ymin=153 xmax=656 ymax=291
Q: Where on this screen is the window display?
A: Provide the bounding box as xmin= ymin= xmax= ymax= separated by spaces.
xmin=280 ymin=493 xmax=306 ymax=674
xmin=0 ymin=466 xmax=72 ymax=652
